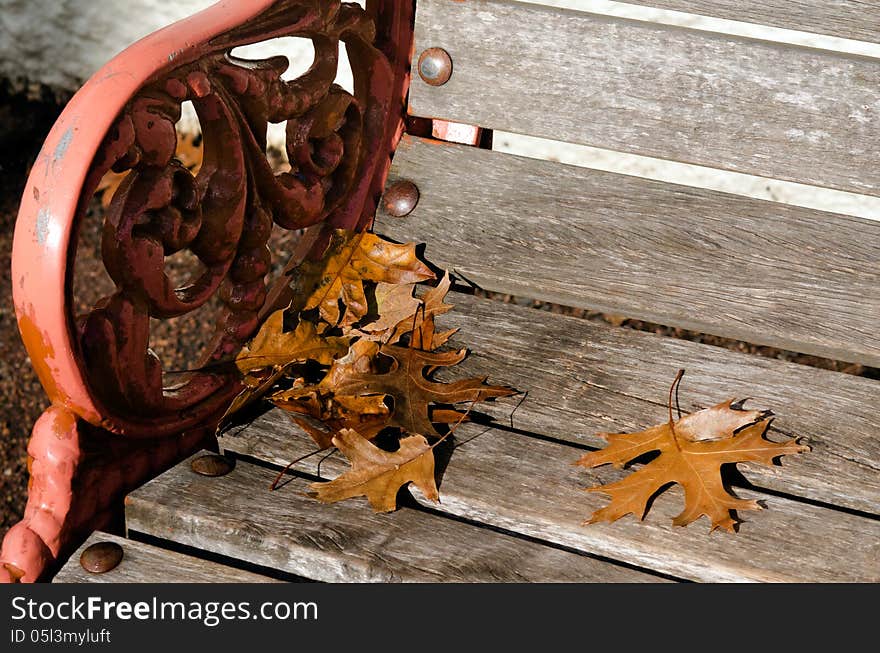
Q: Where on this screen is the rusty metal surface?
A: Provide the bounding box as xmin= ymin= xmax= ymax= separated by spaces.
xmin=381 ymin=180 xmax=420 ymax=217
xmin=73 ymin=1 xmax=403 ymax=437
xmin=417 ymin=47 xmax=452 ymax=86
xmin=190 ymin=454 xmax=234 ymax=478
xmin=79 ymin=540 xmax=124 ymax=574
xmin=2 ymin=0 xmax=415 ymax=582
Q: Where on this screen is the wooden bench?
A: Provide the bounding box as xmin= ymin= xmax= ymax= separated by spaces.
xmin=3 ymin=0 xmax=878 ymax=583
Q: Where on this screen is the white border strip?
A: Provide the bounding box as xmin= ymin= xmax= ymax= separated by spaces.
xmin=517 ymin=0 xmax=880 ymax=59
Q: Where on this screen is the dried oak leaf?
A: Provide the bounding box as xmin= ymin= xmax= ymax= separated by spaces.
xmin=576 ymin=395 xmax=809 ymax=533
xmin=289 ymin=229 xmax=434 ymax=328
xmin=219 ymin=307 xmax=348 ymax=430
xmin=265 ymin=341 xmax=387 ymax=447
xmin=271 ymin=385 xmax=391 ymax=448
xmin=235 ymin=307 xmax=348 ymax=376
xmin=357 ymin=282 xmax=422 ymax=338
xmin=326 ymin=344 xmax=516 ymax=437
xmin=308 ymin=429 xmax=439 ymax=512
xmin=374 ymin=271 xmax=457 ymax=349
xmin=220 ymin=365 xmax=291 ymax=431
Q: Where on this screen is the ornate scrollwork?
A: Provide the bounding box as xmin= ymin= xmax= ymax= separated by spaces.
xmin=2 ymin=0 xmax=413 ymax=583
xmin=74 ymin=1 xmax=398 ymax=436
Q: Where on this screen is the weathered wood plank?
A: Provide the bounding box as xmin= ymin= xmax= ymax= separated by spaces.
xmin=126 ymin=453 xmax=666 ymax=583
xmin=379 ymin=292 xmax=879 ymax=515
xmin=377 ymin=137 xmax=880 ymax=367
xmin=624 ymin=1 xmax=880 ymax=44
xmin=223 ymin=413 xmax=880 ymax=583
xmin=53 ymin=532 xmax=280 ymax=583
xmin=409 ymin=0 xmax=880 ymax=196
xmin=224 ymin=291 xmax=879 ymax=515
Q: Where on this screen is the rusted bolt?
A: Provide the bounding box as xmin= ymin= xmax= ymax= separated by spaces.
xmin=382 ymin=180 xmax=420 ymax=217
xmin=191 ymin=453 xmax=234 ymax=477
xmin=418 ymin=48 xmax=453 ymax=86
xmin=80 ymin=541 xmax=124 ymax=574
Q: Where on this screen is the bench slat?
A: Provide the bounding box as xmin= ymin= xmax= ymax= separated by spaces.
xmin=427 ymin=294 xmax=880 ymax=515
xmin=53 ymin=532 xmax=280 ymax=583
xmin=126 ymin=453 xmax=665 ymax=583
xmin=377 ymin=137 xmax=880 ymax=367
xmin=624 ymin=1 xmax=880 ymax=44
xmin=410 ymin=0 xmax=880 ymax=196
xmin=229 ymin=292 xmax=879 ymax=516
xmin=223 ymin=411 xmax=879 ymax=583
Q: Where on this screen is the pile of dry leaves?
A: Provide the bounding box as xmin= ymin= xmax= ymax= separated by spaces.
xmin=221 ymin=229 xmax=514 ymax=512
xmin=222 ymin=230 xmax=809 ymax=532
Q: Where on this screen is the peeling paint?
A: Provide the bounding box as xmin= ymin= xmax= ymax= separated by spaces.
xmin=53 ymin=128 xmax=74 ymax=164
xmin=17 ymin=310 xmax=61 ymax=405
xmin=48 ymin=406 xmax=78 ymax=441
xmin=35 ymin=208 xmax=51 ymax=246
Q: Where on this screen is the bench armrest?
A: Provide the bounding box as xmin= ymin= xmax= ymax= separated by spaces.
xmin=2 ymin=0 xmax=413 ymax=582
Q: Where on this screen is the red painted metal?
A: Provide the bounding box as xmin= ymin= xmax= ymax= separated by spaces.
xmin=1 ymin=0 xmax=414 ymax=582
xmin=432 ymin=120 xmax=482 ymax=146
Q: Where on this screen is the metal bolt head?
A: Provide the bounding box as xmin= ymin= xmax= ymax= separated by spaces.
xmin=80 ymin=541 xmax=124 ymax=574
xmin=382 ymin=180 xmax=420 ymax=217
xmin=191 ymin=454 xmax=234 ymax=477
xmin=418 ymin=48 xmax=453 ymax=86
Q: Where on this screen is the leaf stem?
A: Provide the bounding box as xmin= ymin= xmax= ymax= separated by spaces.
xmin=430 ymin=396 xmax=480 ymax=452
xmin=269 ymin=447 xmax=327 ymax=491
xmin=668 ymin=369 xmax=685 ymax=450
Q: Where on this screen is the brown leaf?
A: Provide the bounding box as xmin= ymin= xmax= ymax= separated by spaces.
xmin=218 ymin=366 xmax=290 ymax=431
xmin=235 ymin=307 xmax=348 ymax=376
xmin=576 ymin=389 xmax=809 ymax=532
xmin=326 ymin=344 xmax=516 ymax=437
xmin=220 ymin=306 xmax=347 ymax=432
xmin=320 ymin=339 xmax=381 ymax=389
xmin=289 ymin=230 xmax=434 ymax=328
xmin=262 ymin=340 xmax=388 ymax=447
xmin=401 ymin=271 xmax=457 ymax=351
xmin=351 ymin=272 xmax=457 ymax=350
xmin=308 ymin=429 xmax=439 ymax=512
xmin=674 ymin=399 xmax=769 ymax=442
xmin=288 ymin=414 xmax=336 ymax=450
xmin=367 ymin=271 xmax=457 ymax=350
xmin=358 ymin=282 xmax=422 ymax=337
xmin=271 ymin=385 xmax=390 ymax=447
